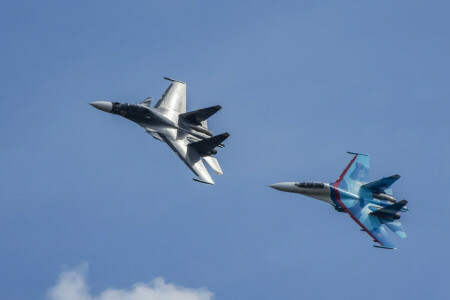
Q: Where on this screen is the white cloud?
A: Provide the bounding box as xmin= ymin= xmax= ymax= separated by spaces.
xmin=47 ymin=263 xmax=214 ymax=300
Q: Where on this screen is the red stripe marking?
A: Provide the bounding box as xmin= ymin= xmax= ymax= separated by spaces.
xmin=335 ymin=155 xmax=357 ymax=186
xmin=333 ymin=155 xmax=384 ymax=246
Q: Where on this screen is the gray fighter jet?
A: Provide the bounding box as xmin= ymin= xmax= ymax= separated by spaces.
xmin=90 ymin=77 xmax=229 ymax=185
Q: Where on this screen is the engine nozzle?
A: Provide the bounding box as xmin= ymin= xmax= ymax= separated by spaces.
xmin=373 ymin=193 xmax=396 ymax=203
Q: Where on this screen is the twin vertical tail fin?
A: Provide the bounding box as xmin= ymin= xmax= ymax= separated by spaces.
xmin=362 ymin=174 xmax=400 ymax=194
xmin=356 ymin=168 xmax=408 ymax=242
xmin=180 ymin=106 xmax=222 ymax=137
xmin=180 ymin=106 xmax=222 ymax=125
xmin=370 ymin=200 xmax=408 ymax=219
xmin=370 ymin=200 xmax=408 ymax=239
xmin=189 ymin=133 xmax=230 ymax=175
xmin=363 ymin=174 xmax=409 ymax=211
xmin=183 ymin=106 xmax=228 ymax=175
xmin=189 ymin=133 xmax=230 ymax=156
xmin=380 ymin=218 xmax=407 ymax=239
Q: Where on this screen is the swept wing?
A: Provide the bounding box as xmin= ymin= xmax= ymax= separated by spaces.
xmin=154 ymin=77 xmax=187 ymax=113
xmin=334 ymin=152 xmax=370 ymax=195
xmin=332 ymin=153 xmax=396 ymax=249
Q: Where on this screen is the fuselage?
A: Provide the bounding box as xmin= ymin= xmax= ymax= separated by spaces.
xmin=112 ymin=102 xmax=181 ymax=139
xmin=270 ymin=182 xmax=399 ymax=212
xmin=91 ymin=101 xmax=210 ymax=142
xmin=270 ymin=182 xmax=333 ymax=204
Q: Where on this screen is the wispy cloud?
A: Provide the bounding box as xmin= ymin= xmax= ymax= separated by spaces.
xmin=47 ymin=263 xmax=213 ymax=300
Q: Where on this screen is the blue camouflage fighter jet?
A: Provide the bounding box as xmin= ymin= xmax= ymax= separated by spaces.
xmin=270 ymin=152 xmax=408 ymax=249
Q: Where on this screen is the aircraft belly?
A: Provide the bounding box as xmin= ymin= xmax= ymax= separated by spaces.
xmin=293 ymin=184 xmax=334 ymax=205
xmin=308 ymin=186 xmax=333 ymax=204
xmin=157 ymin=107 xmax=179 ymax=123
xmin=145 ymin=125 xmax=178 ymax=141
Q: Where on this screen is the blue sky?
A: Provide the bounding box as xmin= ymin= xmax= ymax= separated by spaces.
xmin=1 ymin=1 xmax=450 ymax=299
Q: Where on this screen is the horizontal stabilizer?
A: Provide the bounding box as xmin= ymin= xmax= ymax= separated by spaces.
xmin=380 ymin=219 xmax=407 ymax=239
xmin=362 ymin=174 xmax=400 ymax=193
xmin=189 ymin=133 xmax=230 ymax=156
xmin=203 ymin=156 xmax=223 ymax=175
xmin=370 ymin=200 xmax=408 ymax=218
xmin=180 ymin=106 xmax=222 ymax=125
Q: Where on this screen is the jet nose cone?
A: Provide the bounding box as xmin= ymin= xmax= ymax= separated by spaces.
xmin=90 ymin=101 xmax=113 ymax=113
xmin=270 ymin=183 xmax=281 ymax=190
xmin=270 ymin=182 xmax=292 ymax=192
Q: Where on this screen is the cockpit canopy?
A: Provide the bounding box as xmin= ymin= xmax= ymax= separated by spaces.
xmin=112 ymin=102 xmax=149 ymax=114
xmin=295 ymin=182 xmax=324 ymax=188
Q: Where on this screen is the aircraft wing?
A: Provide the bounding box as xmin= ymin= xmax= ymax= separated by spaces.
xmin=161 ymin=136 xmax=214 ymax=185
xmin=154 ymin=77 xmax=187 ymax=113
xmin=336 ymin=197 xmax=396 ymax=249
xmin=369 ymin=224 xmax=396 ymax=249
xmin=334 ymin=152 xmax=370 ymax=195
xmin=333 ymin=152 xmax=395 ymax=248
